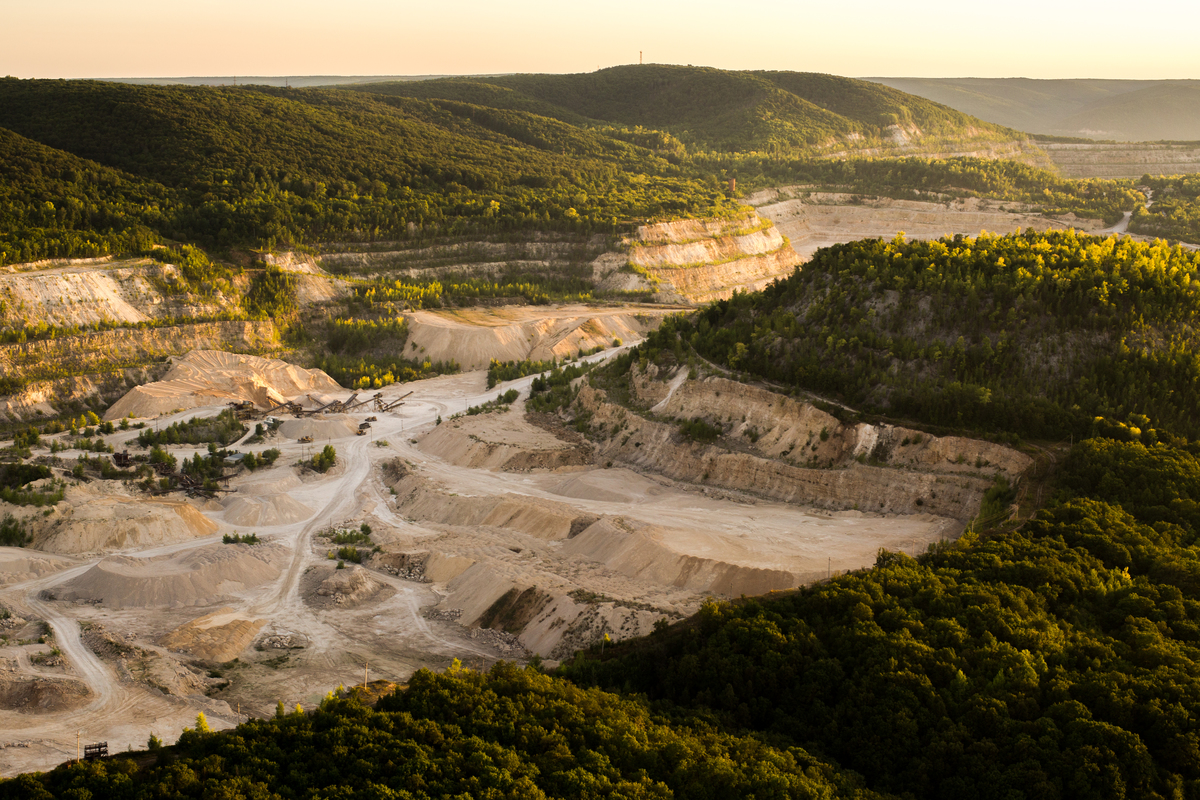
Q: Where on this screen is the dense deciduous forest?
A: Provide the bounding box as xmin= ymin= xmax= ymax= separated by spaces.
xmin=1 ymin=665 xmax=882 ymax=799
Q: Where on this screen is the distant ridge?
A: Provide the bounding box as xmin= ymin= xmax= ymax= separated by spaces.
xmin=105 ymin=75 xmax=499 ymax=88
xmin=864 ymin=77 xmax=1200 ymax=142
xmin=353 ymin=64 xmax=1029 ymax=157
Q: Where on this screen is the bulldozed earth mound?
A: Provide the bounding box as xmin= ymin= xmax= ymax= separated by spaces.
xmin=0 ymin=548 xmax=76 ymax=585
xmin=391 ymin=473 xmax=589 ymax=541
xmin=418 ymin=407 xmax=592 ymax=471
xmin=0 ymin=676 xmax=91 ymax=713
xmin=277 ymin=415 xmax=359 ymax=441
xmin=56 ymin=543 xmax=285 ymax=608
xmin=31 ymin=484 xmax=219 ymax=554
xmin=304 ymin=565 xmax=394 ymax=609
xmin=105 ymin=349 xmax=343 ymax=420
xmin=221 ymin=494 xmax=314 ymax=528
xmin=161 ymin=608 xmax=267 ymax=663
xmin=403 ymin=305 xmax=673 ymax=370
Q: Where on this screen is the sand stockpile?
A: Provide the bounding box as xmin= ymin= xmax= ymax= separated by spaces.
xmin=161 ymin=608 xmax=266 ymax=662
xmin=392 ymin=475 xmax=586 ymax=541
xmin=105 ymin=349 xmax=344 ymax=420
xmin=57 ymin=544 xmax=284 ymax=608
xmin=34 ymin=488 xmax=219 ymax=554
xmin=0 ymin=548 xmax=76 ymax=585
xmin=404 ymin=305 xmax=670 ymax=370
xmin=222 ymin=494 xmax=313 ymax=528
xmin=562 ymin=517 xmax=800 ymax=596
xmin=278 ymin=416 xmax=359 ymax=441
xmin=419 ymin=410 xmax=590 ymax=471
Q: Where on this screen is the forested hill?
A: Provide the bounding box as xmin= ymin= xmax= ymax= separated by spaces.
xmin=351 ymin=64 xmax=1027 ymax=156
xmin=652 ymin=229 xmax=1200 ymax=442
xmin=0 ymin=76 xmax=739 ymax=259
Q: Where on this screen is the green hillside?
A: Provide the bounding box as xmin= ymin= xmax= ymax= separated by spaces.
xmin=0 ymin=126 xmax=170 ymax=263
xmin=0 ymin=67 xmax=1051 ymax=268
xmin=0 ymin=77 xmax=736 ymax=259
xmin=357 ymin=64 xmax=1025 ymax=156
xmin=5 ymin=664 xmax=883 ymax=799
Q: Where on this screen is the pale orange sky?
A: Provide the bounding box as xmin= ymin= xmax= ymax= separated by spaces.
xmin=3 ymin=0 xmax=1195 ymax=80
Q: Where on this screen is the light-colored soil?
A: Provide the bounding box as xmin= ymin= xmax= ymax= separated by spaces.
xmin=56 ymin=544 xmax=287 ymax=609
xmin=404 ymin=304 xmax=675 ymax=370
xmin=105 ymin=350 xmax=343 ymax=420
xmin=161 ymin=608 xmax=267 ymax=663
xmin=32 ymin=485 xmax=219 ymax=555
xmin=749 ymin=190 xmax=1112 ymax=259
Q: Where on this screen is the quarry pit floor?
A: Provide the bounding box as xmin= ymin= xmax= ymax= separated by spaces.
xmin=0 ymin=347 xmax=958 ymax=774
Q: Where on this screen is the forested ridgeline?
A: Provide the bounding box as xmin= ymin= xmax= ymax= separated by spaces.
xmin=656 ymin=229 xmax=1200 ymax=441
xmin=0 ymin=76 xmax=738 ymax=265
xmin=1 ymin=664 xmax=885 ymax=799
xmin=0 ymin=68 xmax=1163 ymax=270
xmin=358 ymin=65 xmax=1024 ymax=156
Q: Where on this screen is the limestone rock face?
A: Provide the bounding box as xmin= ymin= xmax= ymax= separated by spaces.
xmin=625 ymin=212 xmax=801 ymax=304
xmin=578 ymin=367 xmax=1032 ymax=522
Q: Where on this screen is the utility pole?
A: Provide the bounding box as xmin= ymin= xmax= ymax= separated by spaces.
xmin=76 ymin=730 xmax=80 ymax=763
xmin=639 ymin=51 xmax=643 ymax=65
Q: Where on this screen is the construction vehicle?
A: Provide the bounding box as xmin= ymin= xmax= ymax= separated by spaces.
xmin=366 ymin=416 xmax=378 ymax=422
xmin=298 ymin=435 xmax=313 ymax=444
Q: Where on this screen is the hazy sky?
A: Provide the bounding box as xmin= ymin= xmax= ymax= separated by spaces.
xmin=4 ymin=0 xmax=1195 ymax=80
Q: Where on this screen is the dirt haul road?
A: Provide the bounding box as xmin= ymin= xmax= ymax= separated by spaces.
xmin=0 ymin=345 xmax=964 ymax=775
xmin=0 ymin=351 xmax=624 ymax=774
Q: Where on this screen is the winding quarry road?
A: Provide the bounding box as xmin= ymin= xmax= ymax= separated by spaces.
xmin=0 ymin=347 xmax=625 ymax=774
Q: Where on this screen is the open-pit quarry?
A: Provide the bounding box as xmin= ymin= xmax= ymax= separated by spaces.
xmin=0 ymin=195 xmax=1077 ymax=774
xmin=0 ymin=324 xmax=1032 ymax=774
